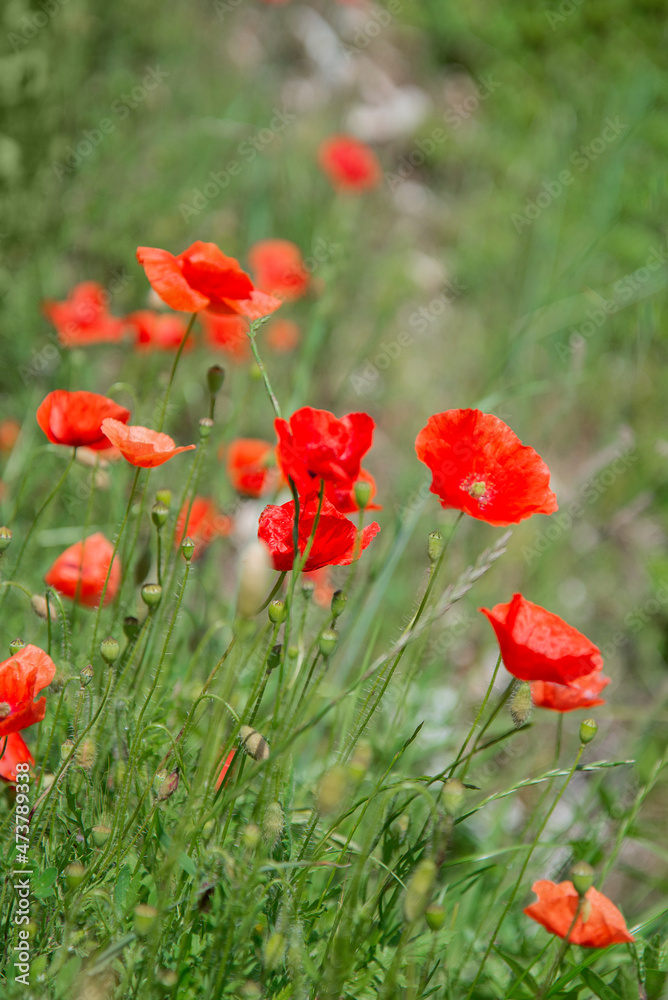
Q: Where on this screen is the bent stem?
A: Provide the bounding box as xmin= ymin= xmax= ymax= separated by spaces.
xmin=157 ymin=312 xmax=197 ymax=431
xmin=247 ymin=318 xmax=282 ymax=419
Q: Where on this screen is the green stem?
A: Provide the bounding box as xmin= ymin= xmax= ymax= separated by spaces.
xmin=247 ymin=319 xmax=282 ymax=419
xmin=536 ymin=900 xmax=582 ymax=1000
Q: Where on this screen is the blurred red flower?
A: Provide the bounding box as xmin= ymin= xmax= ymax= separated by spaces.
xmin=45 ymin=532 xmax=121 ymax=608
xmin=275 ymin=406 xmax=375 ymax=494
xmin=248 ymin=239 xmax=309 ymax=301
xmin=126 ymin=310 xmax=192 ymax=352
xmin=415 ymin=409 xmax=558 ymax=526
xmin=266 ymin=319 xmax=301 ymax=353
xmin=0 ymin=644 xmax=57 ymax=737
xmin=525 ymin=881 xmax=635 ymax=947
xmin=531 ymin=668 xmax=610 ymax=712
xmin=136 ymin=241 xmax=281 ymax=319
xmin=0 ymin=418 xmax=21 ymax=453
xmin=303 ymin=567 xmax=334 ymax=608
xmin=0 ymin=732 xmax=34 ymax=783
xmin=43 ymin=282 xmax=125 ymax=347
xmin=325 ymin=468 xmax=382 ymax=514
xmin=37 ymin=390 xmax=130 ymax=451
xmin=225 ymin=439 xmax=280 ymax=497
xmin=258 ymin=492 xmax=380 ymax=572
xmin=200 ymin=312 xmax=250 ymax=360
xmin=101 ymin=419 xmax=196 ymax=468
xmin=318 ymin=135 xmax=381 ymax=192
xmin=175 ymin=497 xmax=233 ymax=559
xmin=479 ymin=593 xmax=603 ymax=685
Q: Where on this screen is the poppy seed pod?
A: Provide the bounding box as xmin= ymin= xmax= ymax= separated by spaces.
xmin=199 ymin=417 xmax=214 ymax=440
xmin=0 ymin=527 xmax=12 ymax=552
xmin=404 ymin=859 xmax=437 ymax=922
xmin=92 ymin=824 xmax=111 ymax=847
xmin=155 ymin=489 xmax=172 ymax=508
xmin=428 ymin=531 xmax=444 ymax=564
xmin=262 ymin=801 xmax=284 ymax=848
xmin=80 ymin=664 xmax=94 ymax=687
xmin=236 ymin=541 xmax=271 ymax=619
xmin=571 ymin=861 xmax=595 ymax=896
xmin=207 ymin=364 xmax=225 ymax=397
xmin=64 ymin=863 xmax=86 ymax=891
xmin=100 ymin=637 xmax=120 ymax=664
xmin=318 ymin=628 xmax=339 ymax=658
xmin=0 ymin=702 xmax=10 ymax=720
xmin=9 ymin=637 xmax=25 ymax=655
xmin=580 ymin=718 xmax=598 ymax=744
xmin=141 ymin=583 xmax=162 ymax=608
xmin=151 ymin=501 xmax=169 ymax=529
xmin=181 ymin=536 xmax=195 ymax=562
xmin=330 ymin=589 xmax=347 ymax=619
xmin=353 ymin=478 xmax=372 ymax=510
xmin=268 ymin=599 xmax=287 ymax=624
xmin=133 ymin=904 xmax=158 ymax=937
xmin=425 ymin=903 xmax=446 ymax=931
xmin=239 ymin=725 xmax=270 ymax=762
xmin=509 ymin=681 xmax=533 ymax=727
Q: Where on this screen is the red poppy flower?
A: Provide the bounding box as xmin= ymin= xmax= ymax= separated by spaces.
xmin=37 ymin=390 xmax=130 ymax=451
xmin=525 ymin=881 xmax=635 ymax=947
xmin=325 ymin=469 xmax=382 ymax=514
xmin=126 ymin=310 xmax=192 ymax=352
xmin=479 ymin=594 xmax=603 ymax=686
xmin=44 ymin=532 xmax=121 ymax=608
xmin=136 ymin=241 xmax=282 ymax=319
xmin=175 ymin=497 xmax=233 ymax=559
xmin=224 ymin=439 xmax=280 ymax=497
xmin=43 ymin=282 xmax=126 ymax=347
xmin=531 ymin=668 xmax=610 ymax=713
xmin=101 ymin=419 xmax=196 ymax=468
xmin=304 ymin=567 xmax=334 ymax=608
xmin=266 ymin=319 xmax=301 ymax=353
xmin=200 ymin=311 xmax=250 ymax=361
xmin=274 ymin=407 xmax=375 ymax=494
xmin=318 ymin=135 xmax=382 ymax=193
xmin=258 ymin=492 xmax=380 ymax=572
xmin=0 ymin=732 xmax=34 ymax=783
xmin=248 ymin=240 xmax=310 ymax=301
xmin=0 ymin=644 xmax=57 ymax=738
xmin=215 ymin=749 xmax=237 ymax=791
xmin=415 ymin=409 xmax=558 ymax=526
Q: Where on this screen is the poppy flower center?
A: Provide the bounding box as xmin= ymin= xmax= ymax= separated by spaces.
xmin=461 ymin=475 xmax=494 ymax=507
xmin=0 ymin=701 xmax=11 ymax=719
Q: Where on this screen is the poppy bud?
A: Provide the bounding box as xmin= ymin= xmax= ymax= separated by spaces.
xmin=133 ymin=904 xmax=158 ymax=937
xmin=64 ymin=863 xmax=86 ymax=891
xmin=264 ymin=932 xmax=286 ymax=971
xmin=31 ymin=593 xmax=57 ymax=621
xmin=570 ymin=861 xmax=595 ymax=896
xmin=404 ymin=859 xmax=436 ymax=922
xmin=509 ymin=681 xmax=532 ymax=727
xmin=155 ymin=489 xmax=172 ymax=508
xmin=0 ymin=702 xmax=10 ymax=720
xmin=250 ymin=363 xmax=262 ymax=382
xmin=330 ymin=589 xmax=347 ymax=619
xmin=354 ymin=479 xmax=372 ymax=510
xmin=80 ymin=664 xmax=94 ymax=687
xmin=317 ymin=765 xmax=348 ymax=815
xmin=425 ymin=903 xmax=446 ymax=930
xmin=239 ymin=725 xmax=270 ymax=762
xmin=580 ymin=718 xmax=598 ymax=744
xmin=207 ymin=364 xmax=225 ymax=396
xmin=428 ymin=530 xmax=444 ymax=563
xmin=287 ymin=645 xmax=299 ymax=660
xmin=267 ymin=643 xmax=282 ymax=673
xmin=9 ymin=637 xmax=25 ymax=655
xmin=61 ymin=738 xmax=75 ymax=763
xmin=441 ymin=779 xmax=465 ymax=816
xmin=199 ymin=417 xmax=214 ymax=440
xmin=141 ymin=583 xmax=162 ymax=608
xmin=301 ymin=578 xmax=315 ymax=599
xmin=181 ymin=536 xmax=195 ymax=562
xmin=237 ymin=541 xmax=271 ymax=619
xmin=262 ymin=801 xmax=284 ymax=848
xmin=100 ymin=636 xmax=120 ymax=664
xmin=151 ymin=501 xmax=169 ymax=528
xmin=123 ymin=616 xmax=140 ymax=641
xmin=0 ymin=526 xmax=12 ymax=552
xmin=92 ymin=824 xmax=111 ymax=847
xmin=268 ymin=599 xmax=287 ymax=624
xmin=243 ymin=823 xmax=261 ymax=849
xmin=157 ymin=769 xmax=179 ymax=801
xmin=318 ymin=628 xmax=339 ymax=658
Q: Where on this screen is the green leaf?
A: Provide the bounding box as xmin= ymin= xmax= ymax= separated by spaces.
xmin=580 ymin=968 xmax=622 ymax=999
xmin=646 ymin=969 xmax=668 ymax=1000
xmin=114 ymin=865 xmax=130 ymax=914
xmin=32 ymin=866 xmax=57 ymax=899
xmin=178 ymin=851 xmax=198 ymax=878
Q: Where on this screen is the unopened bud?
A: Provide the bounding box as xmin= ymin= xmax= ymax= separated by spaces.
xmin=92 ymin=825 xmax=111 ymax=848
xmin=64 ymin=863 xmax=86 ymax=890
xmin=571 ymin=861 xmax=595 ymax=896
xmin=100 ymin=636 xmax=120 ymax=664
xmin=141 ymin=583 xmax=162 ymax=608
xmin=9 ymin=638 xmax=25 ymax=655
xmin=262 ymin=801 xmax=284 ymax=848
xmin=157 ymin=769 xmax=179 ymax=801
xmin=151 ymin=501 xmax=169 ymax=528
xmin=427 ymin=530 xmax=444 ymax=563
xmin=60 ymin=738 xmax=75 ymax=763
xmin=353 ymin=479 xmax=372 ymax=510
xmin=509 ymin=681 xmax=532 ymax=727
xmin=268 ymin=599 xmax=287 ymax=624
xmin=404 ymin=859 xmax=436 ymax=922
xmin=237 ymin=541 xmax=271 ymax=619
xmin=317 ymin=765 xmax=348 ymax=815
xmin=31 ymin=594 xmax=57 ymax=621
xmin=239 ymin=725 xmax=270 ymax=762
xmin=580 ymin=718 xmax=598 ymax=744
xmin=123 ymin=616 xmax=140 ymax=641
xmin=318 ymin=628 xmax=338 ymax=658
xmin=243 ymin=823 xmax=261 ymax=849
xmin=155 ymin=489 xmax=171 ymax=508
xmin=301 ymin=578 xmax=315 ymax=598
xmin=287 ymin=645 xmax=299 ymax=660
xmin=425 ymin=903 xmax=446 ymax=930
xmin=80 ymin=664 xmax=94 ymax=687
xmin=181 ymin=536 xmax=195 ymax=562
xmin=330 ymin=589 xmax=347 ymax=619
xmin=133 ymin=904 xmax=158 ymax=936
xmin=263 ymin=932 xmax=285 ymax=971
xmin=199 ymin=417 xmax=214 ymax=440
xmin=441 ymin=779 xmax=465 ymax=816
xmin=207 ymin=364 xmax=225 ymax=396
xmin=0 ymin=526 xmax=12 ymax=552
xmin=267 ymin=643 xmax=282 ymax=672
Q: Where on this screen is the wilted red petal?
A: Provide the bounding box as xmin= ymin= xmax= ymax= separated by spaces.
xmin=525 ymin=880 xmax=635 ymax=947
xmin=101 ymin=419 xmax=196 ymax=468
